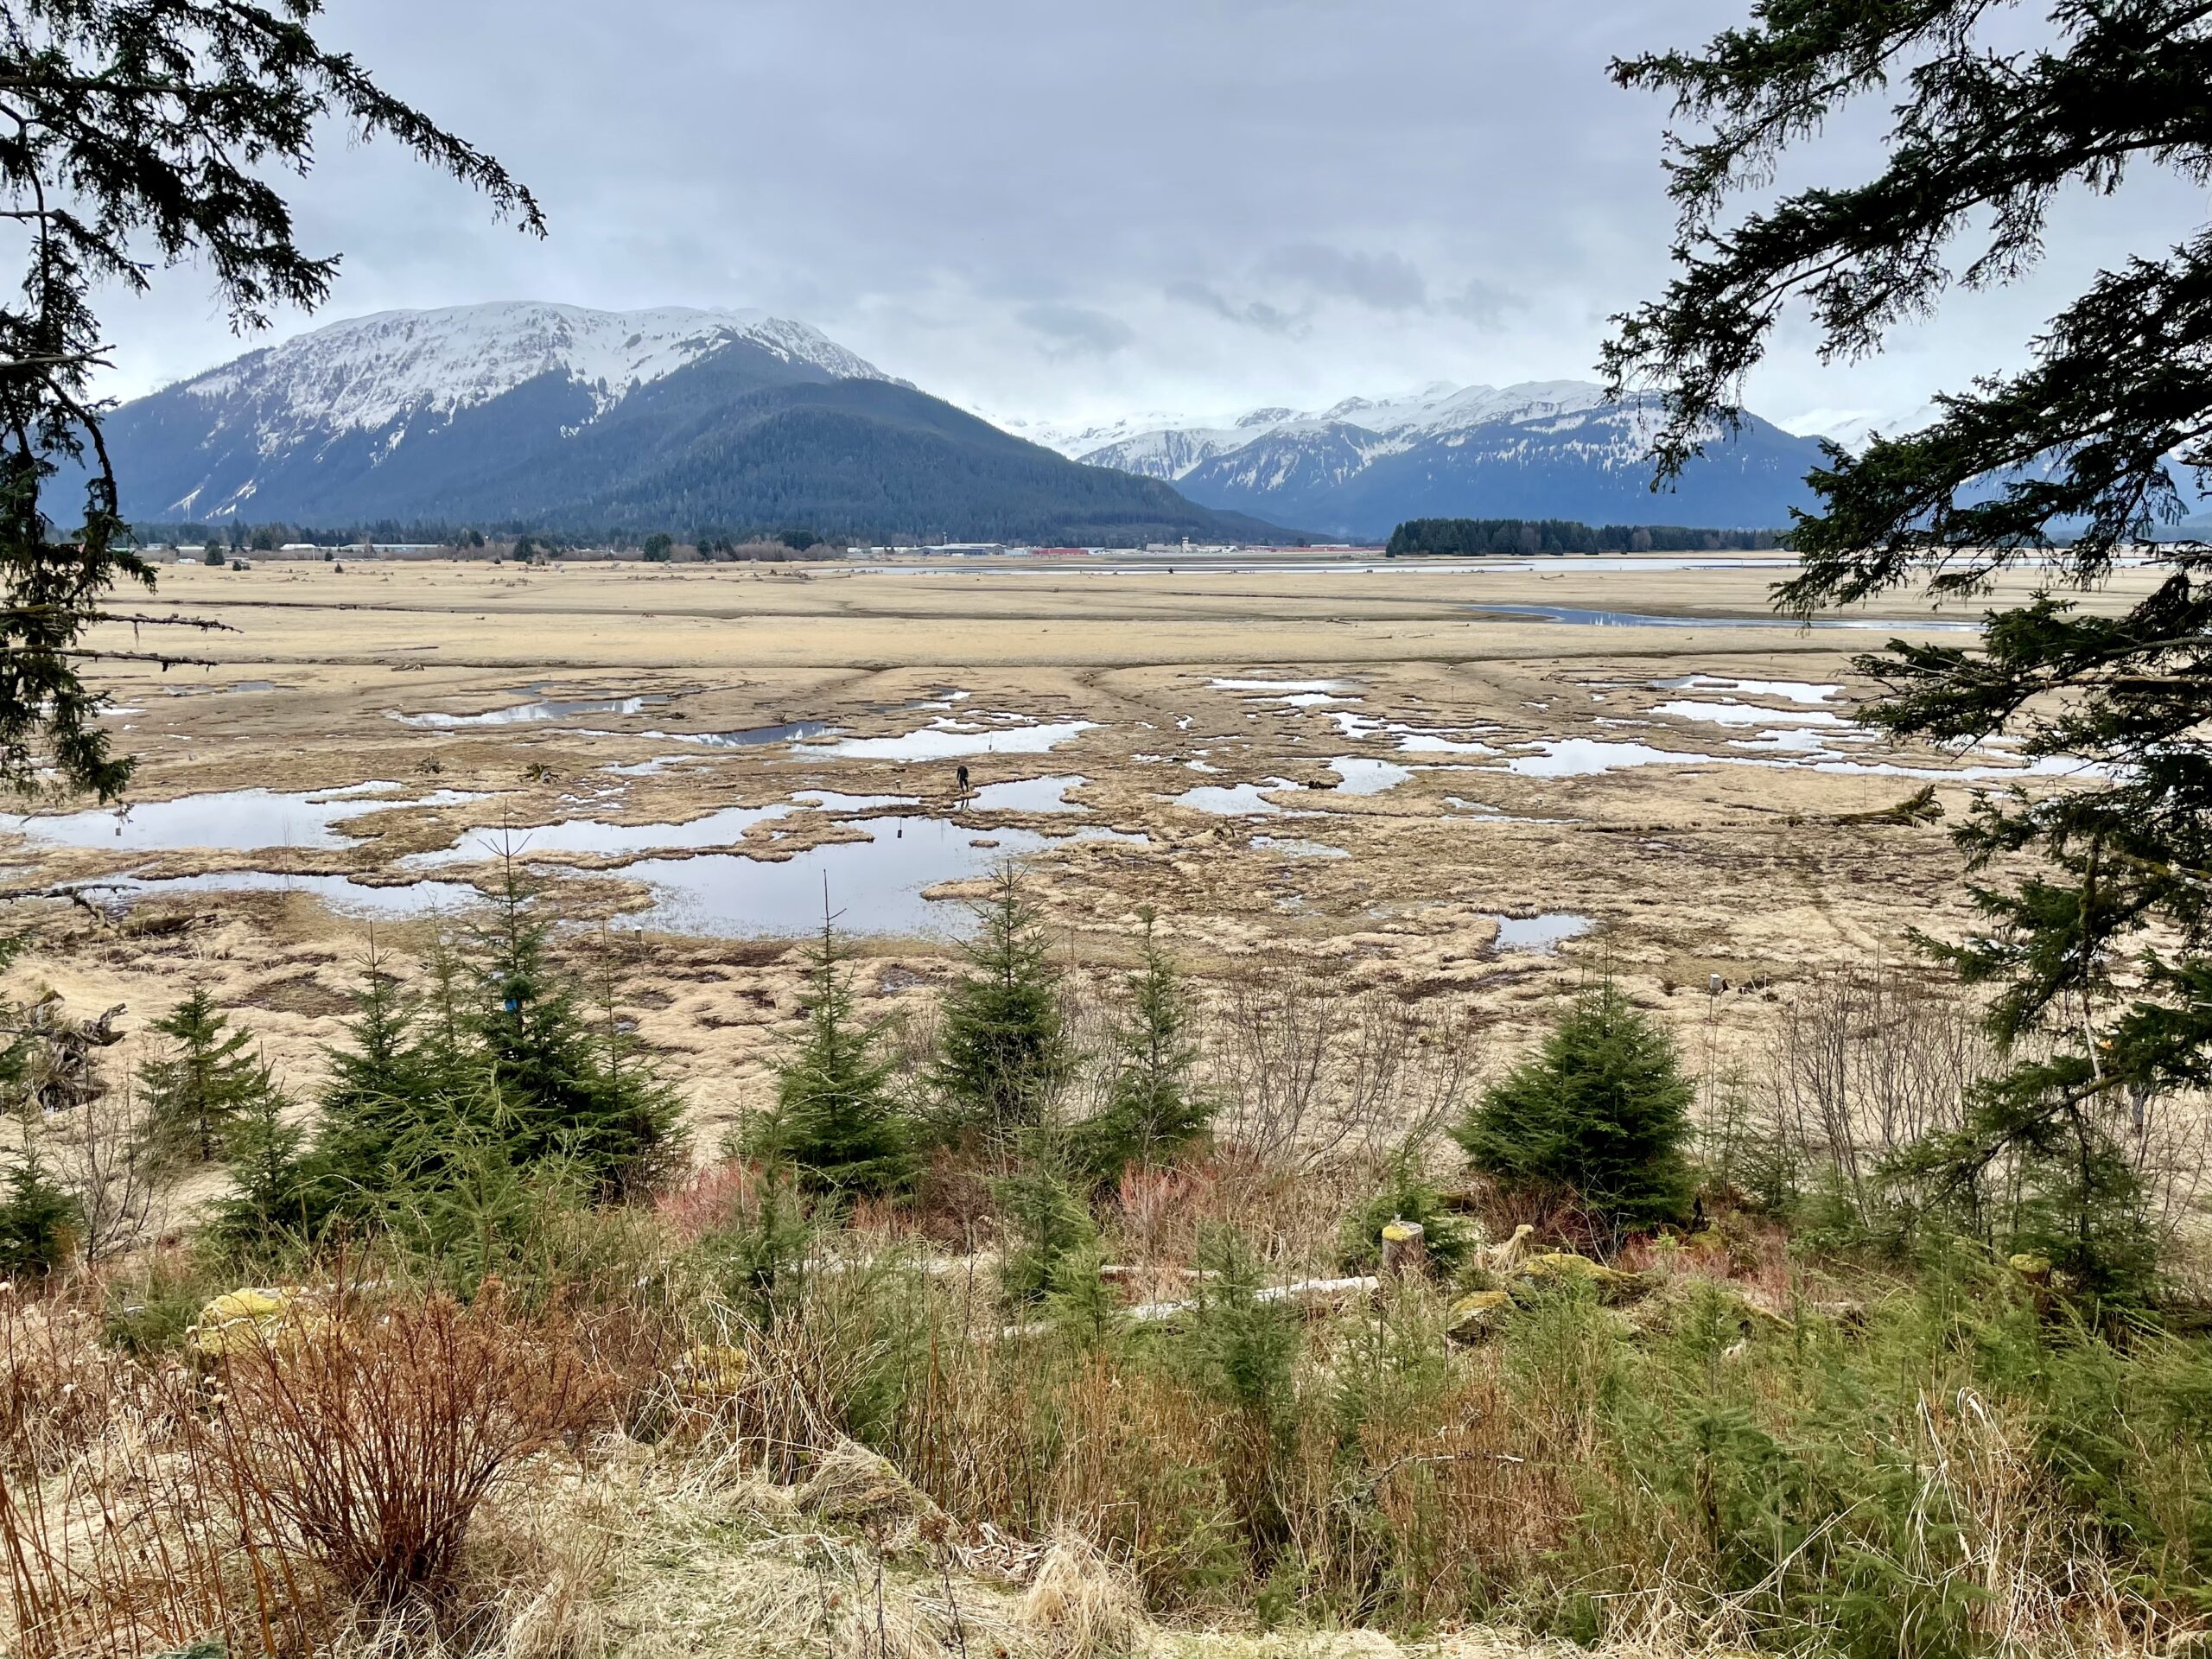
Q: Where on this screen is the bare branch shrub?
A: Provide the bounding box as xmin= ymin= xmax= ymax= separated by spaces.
xmin=0 ymin=1290 xmax=256 ymax=1658
xmin=1111 ymin=1165 xmax=1216 ymax=1268
xmin=42 ymin=1078 xmax=163 ymax=1267
xmin=1054 ymin=965 xmax=1124 ymax=1131
xmin=1753 ymin=963 xmax=2212 ymax=1255
xmin=1205 ymin=952 xmax=1481 ymax=1173
xmin=0 ymin=1280 xmax=613 ymax=1657
xmin=197 ymin=1284 xmax=613 ymax=1607
xmin=1758 ymin=963 xmax=1995 ymax=1215
xmin=2109 ymin=1081 xmax=2212 ymax=1268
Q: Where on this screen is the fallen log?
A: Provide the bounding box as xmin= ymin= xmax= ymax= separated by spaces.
xmin=1001 ymin=1274 xmax=1379 ymax=1340
xmin=1834 ymin=783 xmax=1944 ymax=826
xmin=1129 ymin=1274 xmax=1379 ymax=1324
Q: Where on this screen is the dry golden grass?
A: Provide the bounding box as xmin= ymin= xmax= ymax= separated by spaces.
xmin=7 ymin=1249 xmax=2196 ymax=1659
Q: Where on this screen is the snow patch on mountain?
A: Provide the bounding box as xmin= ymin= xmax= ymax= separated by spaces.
xmin=986 ymin=407 xmax=1241 ymax=458
xmin=1784 ymin=403 xmax=1943 ymax=453
xmin=1072 ymin=379 xmax=1619 ymax=479
xmin=1051 ymin=377 xmax=1823 ymax=535
xmin=178 ymin=302 xmax=893 ymax=440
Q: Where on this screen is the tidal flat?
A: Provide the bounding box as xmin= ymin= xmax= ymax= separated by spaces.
xmin=0 ymin=550 xmax=2138 ymax=1141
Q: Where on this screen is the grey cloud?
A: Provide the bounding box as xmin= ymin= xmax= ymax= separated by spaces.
xmin=1166 ymin=281 xmax=1306 ymax=336
xmin=87 ymin=0 xmax=2144 ymax=433
xmin=1016 ymin=303 xmax=1135 ymax=357
xmin=1270 ymin=245 xmax=1430 ymax=312
xmin=1442 ymin=277 xmax=1529 ymax=327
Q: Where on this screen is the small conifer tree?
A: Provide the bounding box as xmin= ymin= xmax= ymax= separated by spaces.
xmin=931 ymin=868 xmax=1068 ymax=1137
xmin=1077 ymin=912 xmax=1211 ymax=1179
xmin=753 ymin=915 xmax=912 ymax=1197
xmin=314 ymin=932 xmax=450 ymax=1198
xmin=303 ymin=929 xmax=513 ymax=1236
xmin=995 ymin=1146 xmax=1098 ymax=1309
xmin=308 ymin=889 xmax=681 ymax=1241
xmin=139 ymin=988 xmax=274 ymax=1165
xmin=709 ymin=1160 xmax=813 ymax=1324
xmin=1454 ymin=979 xmax=1694 ymax=1235
xmin=471 ymin=862 xmax=681 ymax=1197
xmin=1180 ymin=1226 xmax=1298 ymax=1426
xmin=212 ymin=1077 xmax=319 ymax=1256
xmin=0 ymin=1137 xmax=77 ymax=1277
xmin=321 ymin=934 xmax=419 ymax=1115
xmin=1043 ymin=1225 xmax=1120 ymax=1348
xmin=382 ymin=1124 xmax=556 ymax=1289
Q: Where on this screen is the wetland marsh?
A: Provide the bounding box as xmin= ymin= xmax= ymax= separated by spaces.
xmin=0 ymin=550 xmax=2135 ymax=1138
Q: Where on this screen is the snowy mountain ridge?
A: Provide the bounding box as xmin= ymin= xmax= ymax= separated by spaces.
xmin=988 ymin=382 xmax=1600 ymax=466
xmin=111 ymin=307 xmax=1829 ymax=537
xmin=103 ymin=302 xmax=1281 ymax=543
xmin=1024 ymin=378 xmax=1618 ymax=476
xmin=1056 ymin=378 xmax=1816 ymax=537
xmin=1784 ymin=403 xmax=1945 ymax=454
xmin=175 ymin=301 xmax=897 ymax=448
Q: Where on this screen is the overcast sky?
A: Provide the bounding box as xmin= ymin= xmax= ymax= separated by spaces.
xmin=92 ymin=0 xmax=2209 ymax=435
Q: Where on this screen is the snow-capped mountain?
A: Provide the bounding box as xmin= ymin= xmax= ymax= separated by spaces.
xmin=1784 ymin=403 xmax=1945 ymax=454
xmin=118 ymin=302 xmax=898 ymax=520
xmin=1786 ymin=403 xmax=2212 ymax=523
xmin=103 ymin=302 xmax=1287 ymax=544
xmin=1070 ymin=379 xmax=1827 ymax=537
xmin=987 ymin=408 xmax=1244 ymax=458
xmin=180 ymin=302 xmax=896 ymax=440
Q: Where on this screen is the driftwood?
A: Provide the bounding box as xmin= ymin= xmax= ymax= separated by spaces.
xmin=9 ymin=992 xmax=127 ymax=1114
xmin=1834 ymin=784 xmax=1945 ymax=827
xmin=1127 ymin=1274 xmax=1379 ymax=1324
xmin=1001 ymin=1274 xmax=1378 ymax=1340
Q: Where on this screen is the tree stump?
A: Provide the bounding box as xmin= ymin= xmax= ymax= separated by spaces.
xmin=1380 ymin=1217 xmax=1426 ymax=1277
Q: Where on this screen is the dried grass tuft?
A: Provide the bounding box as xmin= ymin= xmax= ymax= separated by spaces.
xmin=799 ymin=1435 xmax=951 ymax=1547
xmin=1020 ymin=1533 xmax=1150 ymax=1659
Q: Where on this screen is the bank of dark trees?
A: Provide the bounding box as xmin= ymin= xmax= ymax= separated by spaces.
xmin=1386 ymin=518 xmax=1785 ymax=557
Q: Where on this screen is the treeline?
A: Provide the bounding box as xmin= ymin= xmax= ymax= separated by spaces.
xmin=132 ymin=519 xmax=455 ymax=550
xmin=128 ymin=519 xmax=846 ymax=555
xmin=1386 ymin=517 xmax=1787 ymax=556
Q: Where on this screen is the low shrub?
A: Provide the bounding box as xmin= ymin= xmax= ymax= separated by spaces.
xmin=194 ymin=1282 xmax=613 ymax=1606
xmin=100 ymin=1246 xmax=223 ymax=1356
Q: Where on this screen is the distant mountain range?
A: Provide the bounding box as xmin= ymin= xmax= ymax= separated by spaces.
xmin=104 ymin=302 xmax=1292 ymax=545
xmin=1012 ymin=381 xmax=1831 ymax=540
xmin=107 ymin=302 xmax=1851 ymax=543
